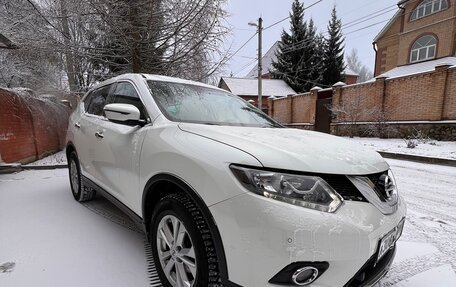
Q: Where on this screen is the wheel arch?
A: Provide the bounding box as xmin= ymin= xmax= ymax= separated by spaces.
xmin=65 ymin=141 xmax=76 ymax=159
xmin=142 ymin=173 xmax=230 ymax=283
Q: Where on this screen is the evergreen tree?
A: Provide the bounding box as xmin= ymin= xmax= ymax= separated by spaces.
xmin=271 ymin=0 xmax=320 ymax=92
xmin=322 ymin=6 xmax=345 ymax=86
xmin=306 ymin=19 xmax=324 ymax=88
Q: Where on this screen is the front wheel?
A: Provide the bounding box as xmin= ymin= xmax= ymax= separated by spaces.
xmin=150 ymin=193 xmax=222 ymax=287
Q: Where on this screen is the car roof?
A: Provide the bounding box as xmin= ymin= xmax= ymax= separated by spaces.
xmin=85 ymin=73 xmax=227 ymax=96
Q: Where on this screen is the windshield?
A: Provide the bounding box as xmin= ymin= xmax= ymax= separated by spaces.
xmin=147 ymin=80 xmax=282 ymax=128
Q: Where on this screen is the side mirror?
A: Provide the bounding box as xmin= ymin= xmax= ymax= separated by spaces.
xmin=104 ymin=103 xmax=146 ymax=126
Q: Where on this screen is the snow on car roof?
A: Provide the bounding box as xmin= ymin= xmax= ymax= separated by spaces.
xmin=87 ymin=73 xmax=227 ymax=95
xmin=374 ymin=57 xmax=456 ymax=80
xmin=221 ymin=77 xmax=296 ymax=97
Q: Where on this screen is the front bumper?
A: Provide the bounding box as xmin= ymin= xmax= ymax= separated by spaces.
xmin=344 ymin=245 xmax=396 ymax=287
xmin=209 ymin=192 xmax=406 ymax=287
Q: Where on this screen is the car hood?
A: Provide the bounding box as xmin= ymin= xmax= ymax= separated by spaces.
xmin=178 ymin=123 xmax=389 ymax=175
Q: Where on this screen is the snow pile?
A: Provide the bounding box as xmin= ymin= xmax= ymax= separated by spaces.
xmin=346 ymin=137 xmax=456 ymax=160
xmin=25 ymin=151 xmax=67 ymax=166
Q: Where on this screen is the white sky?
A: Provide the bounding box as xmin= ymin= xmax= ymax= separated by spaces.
xmin=224 ymin=0 xmax=398 ymax=77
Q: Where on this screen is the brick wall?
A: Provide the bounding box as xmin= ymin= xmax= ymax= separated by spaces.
xmin=292 ymin=92 xmax=316 ymax=123
xmin=269 ymin=96 xmax=292 ymax=123
xmin=269 ymin=91 xmax=317 ymax=125
xmin=0 ymin=88 xmax=71 ymax=164
xmin=335 ymin=65 xmax=454 ymax=123
xmin=332 ymin=81 xmax=384 ymax=122
xmin=268 ymin=64 xmax=456 ymax=139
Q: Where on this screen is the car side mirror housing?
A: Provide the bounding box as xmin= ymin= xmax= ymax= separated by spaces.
xmin=104 ymin=103 xmax=146 ymax=126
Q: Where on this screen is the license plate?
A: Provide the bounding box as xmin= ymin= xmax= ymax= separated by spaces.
xmin=376 ymin=218 xmax=405 ymax=263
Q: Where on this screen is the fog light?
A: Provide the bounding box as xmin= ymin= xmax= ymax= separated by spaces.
xmin=292 ymin=266 xmax=319 ymax=286
xmin=268 ymin=262 xmax=329 ymax=285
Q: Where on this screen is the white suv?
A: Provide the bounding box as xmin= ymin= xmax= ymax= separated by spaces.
xmin=66 ymin=73 xmax=406 ymax=287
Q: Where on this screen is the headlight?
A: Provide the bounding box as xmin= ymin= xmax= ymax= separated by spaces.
xmin=230 ymin=165 xmax=343 ymax=213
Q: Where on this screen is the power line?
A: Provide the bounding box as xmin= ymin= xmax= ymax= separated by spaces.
xmin=280 ymin=4 xmax=399 ymax=54
xmin=342 ymin=6 xmax=397 ymax=30
xmin=226 ymin=32 xmax=258 ymax=63
xmin=263 ymin=0 xmax=324 ymax=31
xmin=345 ymin=18 xmax=391 ymax=36
xmin=233 ymin=2 xmax=401 ymax=80
xmin=233 ymin=55 xmax=257 ymax=60
xmin=234 ymin=58 xmax=258 ymax=76
xmin=272 ymin=69 xmax=331 ymax=88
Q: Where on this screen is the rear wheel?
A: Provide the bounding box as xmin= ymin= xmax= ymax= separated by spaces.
xmin=68 ymin=151 xmax=95 ymax=202
xmin=150 ymin=193 xmax=222 ymax=287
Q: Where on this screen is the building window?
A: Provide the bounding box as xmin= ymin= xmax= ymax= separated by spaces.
xmin=411 ymin=0 xmax=448 ymax=21
xmin=410 ymin=35 xmax=437 ymax=63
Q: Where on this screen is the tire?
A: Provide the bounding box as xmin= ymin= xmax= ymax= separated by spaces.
xmin=68 ymin=151 xmax=95 ymax=202
xmin=150 ymin=193 xmax=222 ymax=287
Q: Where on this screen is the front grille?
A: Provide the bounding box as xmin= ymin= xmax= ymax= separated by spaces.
xmin=344 ymin=246 xmax=396 ymax=287
xmin=320 ymin=175 xmax=367 ymax=202
xmin=366 ymin=171 xmax=389 ymax=201
xmin=366 ymin=172 xmax=386 ymax=186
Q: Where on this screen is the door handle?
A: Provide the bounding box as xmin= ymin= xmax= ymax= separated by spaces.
xmin=95 ymin=132 xmax=104 ymax=139
xmin=74 ymin=122 xmax=81 ymax=128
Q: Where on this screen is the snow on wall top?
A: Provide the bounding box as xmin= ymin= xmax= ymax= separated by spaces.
xmin=221 ymin=77 xmax=296 ymax=96
xmin=375 ymin=57 xmax=456 ymax=80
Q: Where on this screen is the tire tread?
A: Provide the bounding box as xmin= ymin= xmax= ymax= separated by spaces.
xmin=69 ymin=152 xmax=95 ymax=202
xmin=156 ymin=193 xmax=223 ymax=287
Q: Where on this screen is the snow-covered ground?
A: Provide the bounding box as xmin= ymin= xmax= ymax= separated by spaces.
xmin=1 ymin=159 xmax=455 ymax=286
xmin=24 ymin=150 xmax=67 ymax=166
xmin=347 ymin=137 xmax=456 ymax=160
xmin=380 ymin=159 xmax=456 ymax=286
xmin=0 ymin=169 xmax=153 ymax=287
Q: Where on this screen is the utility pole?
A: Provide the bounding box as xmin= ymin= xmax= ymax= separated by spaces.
xmin=249 ymin=17 xmax=263 ymax=110
xmin=257 ymin=17 xmax=263 ymax=111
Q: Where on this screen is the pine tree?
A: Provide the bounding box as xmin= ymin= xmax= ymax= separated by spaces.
xmin=306 ymin=19 xmax=324 ymax=88
xmin=271 ymin=0 xmax=319 ymax=92
xmin=322 ymin=6 xmax=345 ymax=86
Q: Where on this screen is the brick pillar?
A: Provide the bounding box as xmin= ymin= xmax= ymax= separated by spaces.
xmin=309 ymin=87 xmax=321 ymax=124
xmin=332 ymin=82 xmax=346 ymax=123
xmin=286 ymin=96 xmax=293 ymax=124
xmin=375 ymin=76 xmax=388 ymax=113
xmin=434 ymin=63 xmax=451 ymax=120
xmin=268 ymin=96 xmax=275 ymax=117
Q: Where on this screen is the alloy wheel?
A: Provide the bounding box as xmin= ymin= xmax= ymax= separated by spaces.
xmin=156 ymin=215 xmax=197 ymax=287
xmin=70 ymin=159 xmax=79 ymax=193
